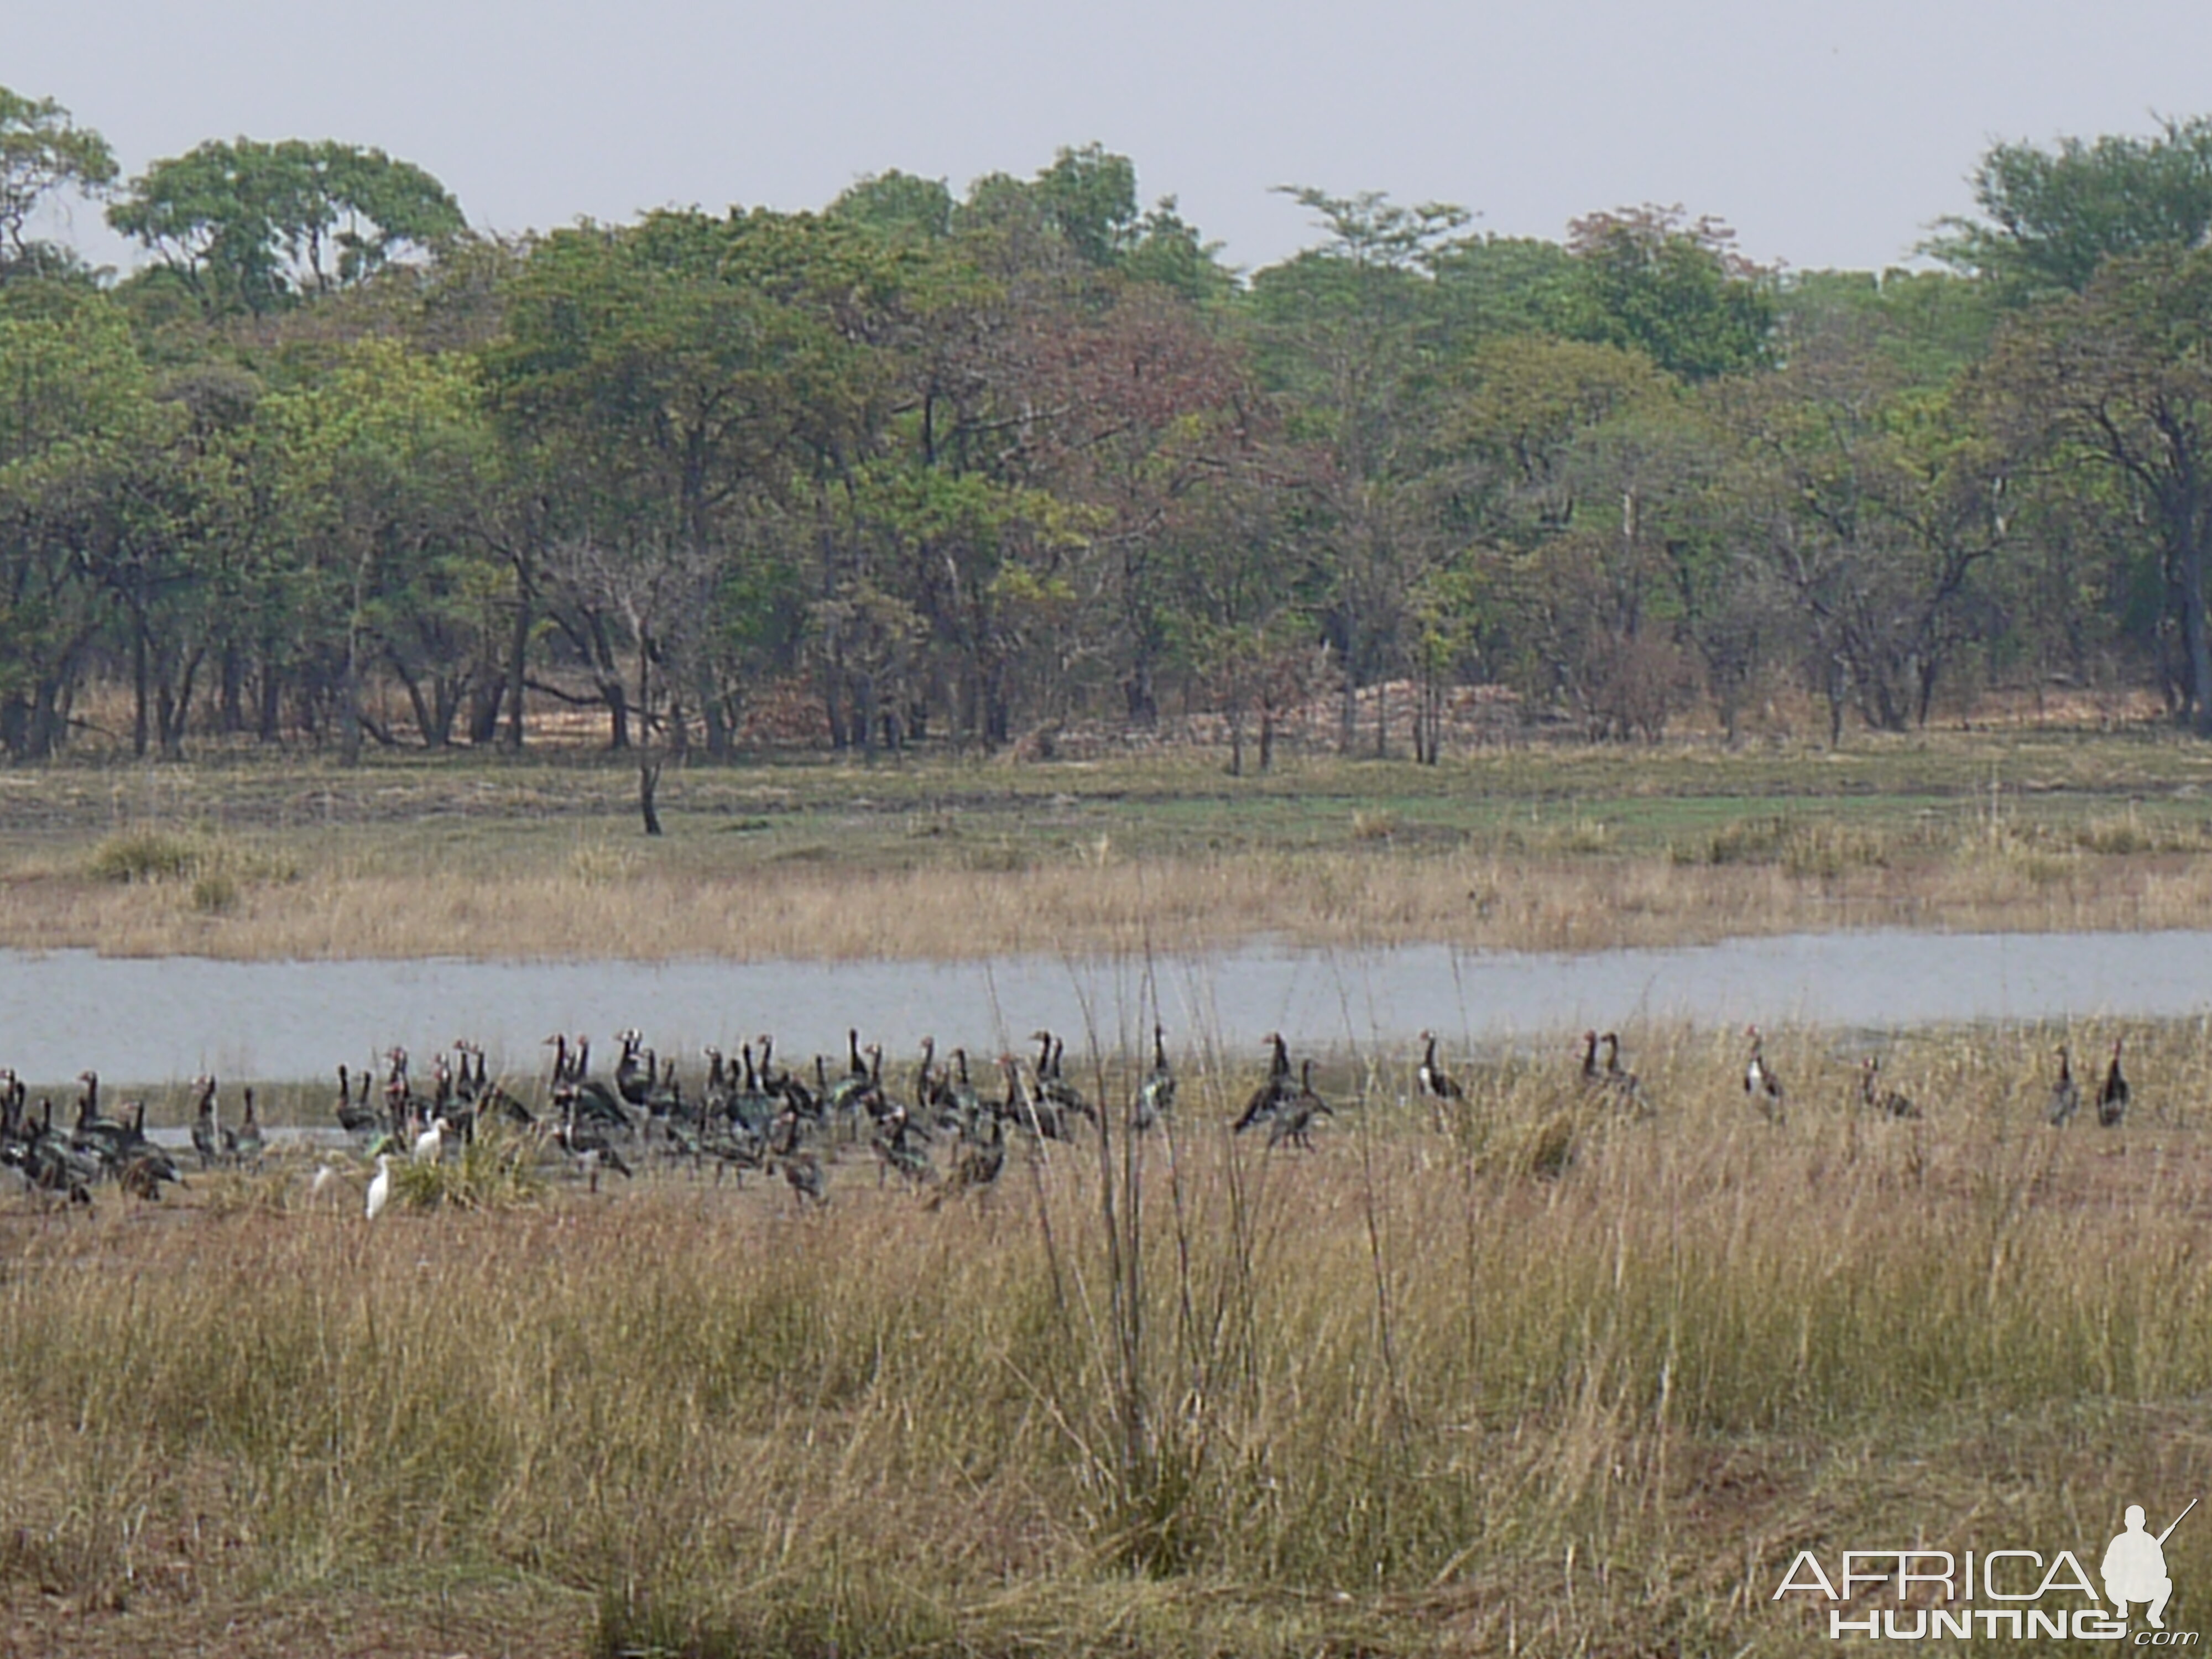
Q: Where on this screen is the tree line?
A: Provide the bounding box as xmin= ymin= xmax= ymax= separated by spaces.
xmin=8 ymin=89 xmax=2212 ymax=782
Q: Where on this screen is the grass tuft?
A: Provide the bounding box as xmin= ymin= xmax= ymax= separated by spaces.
xmin=190 ymin=868 xmax=241 ymax=913
xmin=387 ymin=1125 xmax=546 ymax=1211
xmin=86 ymin=827 xmax=200 ymax=883
xmin=1351 ymin=808 xmax=1400 ymax=842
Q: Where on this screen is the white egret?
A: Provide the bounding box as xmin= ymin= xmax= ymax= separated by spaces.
xmin=364 ymin=1154 xmax=393 ymax=1220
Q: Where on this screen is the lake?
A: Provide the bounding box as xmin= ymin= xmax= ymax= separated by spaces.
xmin=9 ymin=927 xmax=2211 ymax=1084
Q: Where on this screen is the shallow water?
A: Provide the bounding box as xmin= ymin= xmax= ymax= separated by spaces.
xmin=12 ymin=928 xmax=2212 ymax=1087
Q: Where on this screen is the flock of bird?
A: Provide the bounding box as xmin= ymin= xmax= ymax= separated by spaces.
xmin=343 ymin=1023 xmax=1188 ymax=1217
xmin=0 ymin=1020 xmax=2146 ymax=1213
xmin=0 ymin=1070 xmax=194 ymax=1204
xmin=1736 ymin=1023 xmax=2133 ymax=1130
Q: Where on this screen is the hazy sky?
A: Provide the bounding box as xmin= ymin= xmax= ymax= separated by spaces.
xmin=16 ymin=0 xmax=2212 ymax=277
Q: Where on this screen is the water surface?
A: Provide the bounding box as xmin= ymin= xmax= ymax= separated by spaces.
xmin=14 ymin=928 xmax=2212 ymax=1086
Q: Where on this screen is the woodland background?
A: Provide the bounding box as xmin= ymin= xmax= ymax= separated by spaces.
xmin=8 ymin=91 xmax=2212 ymax=773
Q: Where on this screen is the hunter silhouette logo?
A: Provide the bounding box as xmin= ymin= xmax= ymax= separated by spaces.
xmin=1771 ymin=1498 xmax=2200 ymax=1641
xmin=2107 ymin=1501 xmax=2193 ymax=1630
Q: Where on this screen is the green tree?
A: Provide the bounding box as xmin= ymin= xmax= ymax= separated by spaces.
xmin=489 ymin=205 xmax=890 ymax=782
xmin=109 ymin=139 xmax=463 ymax=315
xmin=1446 ymin=335 xmax=1671 ymax=539
xmin=0 ymin=87 xmax=116 ymax=280
xmin=1250 ymin=186 xmax=1472 ymax=755
xmin=831 ymin=170 xmax=956 ymax=242
xmin=258 ymin=341 xmax=497 ymax=759
xmin=955 ymin=147 xmax=1229 ymax=301
xmin=1029 ymin=143 xmax=1140 ymax=266
xmin=0 ymin=292 xmax=173 ymax=757
xmin=1444 ymin=338 xmax=1708 ymax=739
xmin=1722 ymin=329 xmax=2010 ymax=737
xmin=1561 ymin=205 xmax=1776 ymax=380
xmin=1426 ymin=234 xmax=1580 ymax=347
xmin=1781 ymin=269 xmax=1999 ymax=389
xmin=1984 ymin=247 xmax=2212 ymax=732
xmin=1928 ymin=117 xmax=2212 ymax=301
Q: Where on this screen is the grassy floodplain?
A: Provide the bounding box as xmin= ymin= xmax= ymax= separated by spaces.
xmin=8 ymin=725 xmax=2212 ymax=1654
xmin=4 ymin=724 xmax=2212 ymax=961
xmin=3 ymin=1027 xmax=2212 ymax=1656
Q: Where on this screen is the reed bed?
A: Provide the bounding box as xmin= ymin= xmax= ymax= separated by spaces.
xmin=14 ymin=830 xmax=2212 ymax=963
xmin=3 ymin=1023 xmax=2211 ymax=1655
xmin=2 ymin=729 xmax=2212 ymax=961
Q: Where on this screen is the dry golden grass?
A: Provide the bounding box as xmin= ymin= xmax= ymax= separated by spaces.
xmin=11 ymin=839 xmax=2212 ymax=962
xmin=3 ymin=1023 xmax=2210 ymax=1656
xmin=2 ymin=728 xmax=2210 ymax=959
xmin=0 ymin=818 xmax=2166 ymax=972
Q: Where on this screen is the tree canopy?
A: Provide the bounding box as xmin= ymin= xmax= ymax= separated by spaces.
xmin=1928 ymin=116 xmax=2212 ymax=300
xmin=0 ymin=86 xmax=116 ymax=280
xmin=108 ymin=138 xmax=463 ymax=314
xmin=1 ymin=100 xmax=2209 ymax=770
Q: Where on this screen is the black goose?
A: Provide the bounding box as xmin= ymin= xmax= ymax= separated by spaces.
xmin=336 ymin=1066 xmax=382 ymax=1136
xmin=555 ymin=1090 xmax=635 ymax=1191
xmin=771 ymin=1107 xmax=827 ymax=1206
xmin=914 ymin=1036 xmax=946 ymax=1115
xmin=931 ymin=1103 xmax=1006 ymax=1206
xmin=1134 ymin=1024 xmax=1176 ymax=1131
xmin=1416 ymin=1031 xmax=1463 ymax=1102
xmin=1267 ymin=1059 xmax=1333 ymax=1151
xmin=614 ymin=1029 xmax=654 ymax=1109
xmin=1000 ymin=1055 xmax=1065 ymax=1141
xmin=1579 ymin=1030 xmax=1604 ymax=1089
xmin=1601 ymin=1033 xmax=1646 ymax=1114
xmin=1037 ymin=1036 xmax=1096 ymax=1126
xmin=231 ymin=1087 xmax=266 ymax=1167
xmin=1858 ymin=1057 xmax=1919 ymax=1120
xmin=1232 ymin=1032 xmax=1295 ymax=1134
xmin=942 ymin=1047 xmax=983 ymax=1133
xmin=2097 ymin=1039 xmax=2130 ymax=1128
xmin=870 ymin=1102 xmax=936 ymax=1188
xmin=190 ymin=1076 xmax=221 ymax=1171
xmin=1743 ymin=1026 xmax=1784 ymax=1124
xmin=2048 ymin=1044 xmax=2081 ymax=1128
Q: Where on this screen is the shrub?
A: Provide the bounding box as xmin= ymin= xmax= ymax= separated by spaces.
xmin=86 ymin=828 xmax=199 ymax=884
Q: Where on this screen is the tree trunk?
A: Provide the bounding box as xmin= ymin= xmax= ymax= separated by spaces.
xmin=132 ymin=622 xmax=150 ymax=760
xmin=339 ymin=634 xmax=364 ymax=768
xmin=156 ymin=647 xmax=203 ymax=761
xmin=220 ymin=644 xmax=246 ymax=735
xmin=666 ymin=692 xmax=689 ymax=762
xmin=1337 ymin=644 xmax=1357 ymax=756
xmin=1123 ymin=658 xmax=1157 ymax=728
xmin=638 ymin=758 xmax=664 ymax=836
xmin=394 ymin=662 xmax=440 ymax=749
xmin=599 ymin=677 xmax=630 ymax=750
xmin=699 ymin=670 xmax=732 ymax=761
xmin=467 ymin=678 xmax=503 ymax=746
xmin=2187 ymin=525 xmax=2212 ymax=737
xmin=29 ymin=679 xmax=66 ymax=760
xmin=1416 ymin=676 xmax=1442 ymax=765
xmin=258 ymin=657 xmax=283 ymax=744
xmin=502 ymin=585 xmax=530 ymax=750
